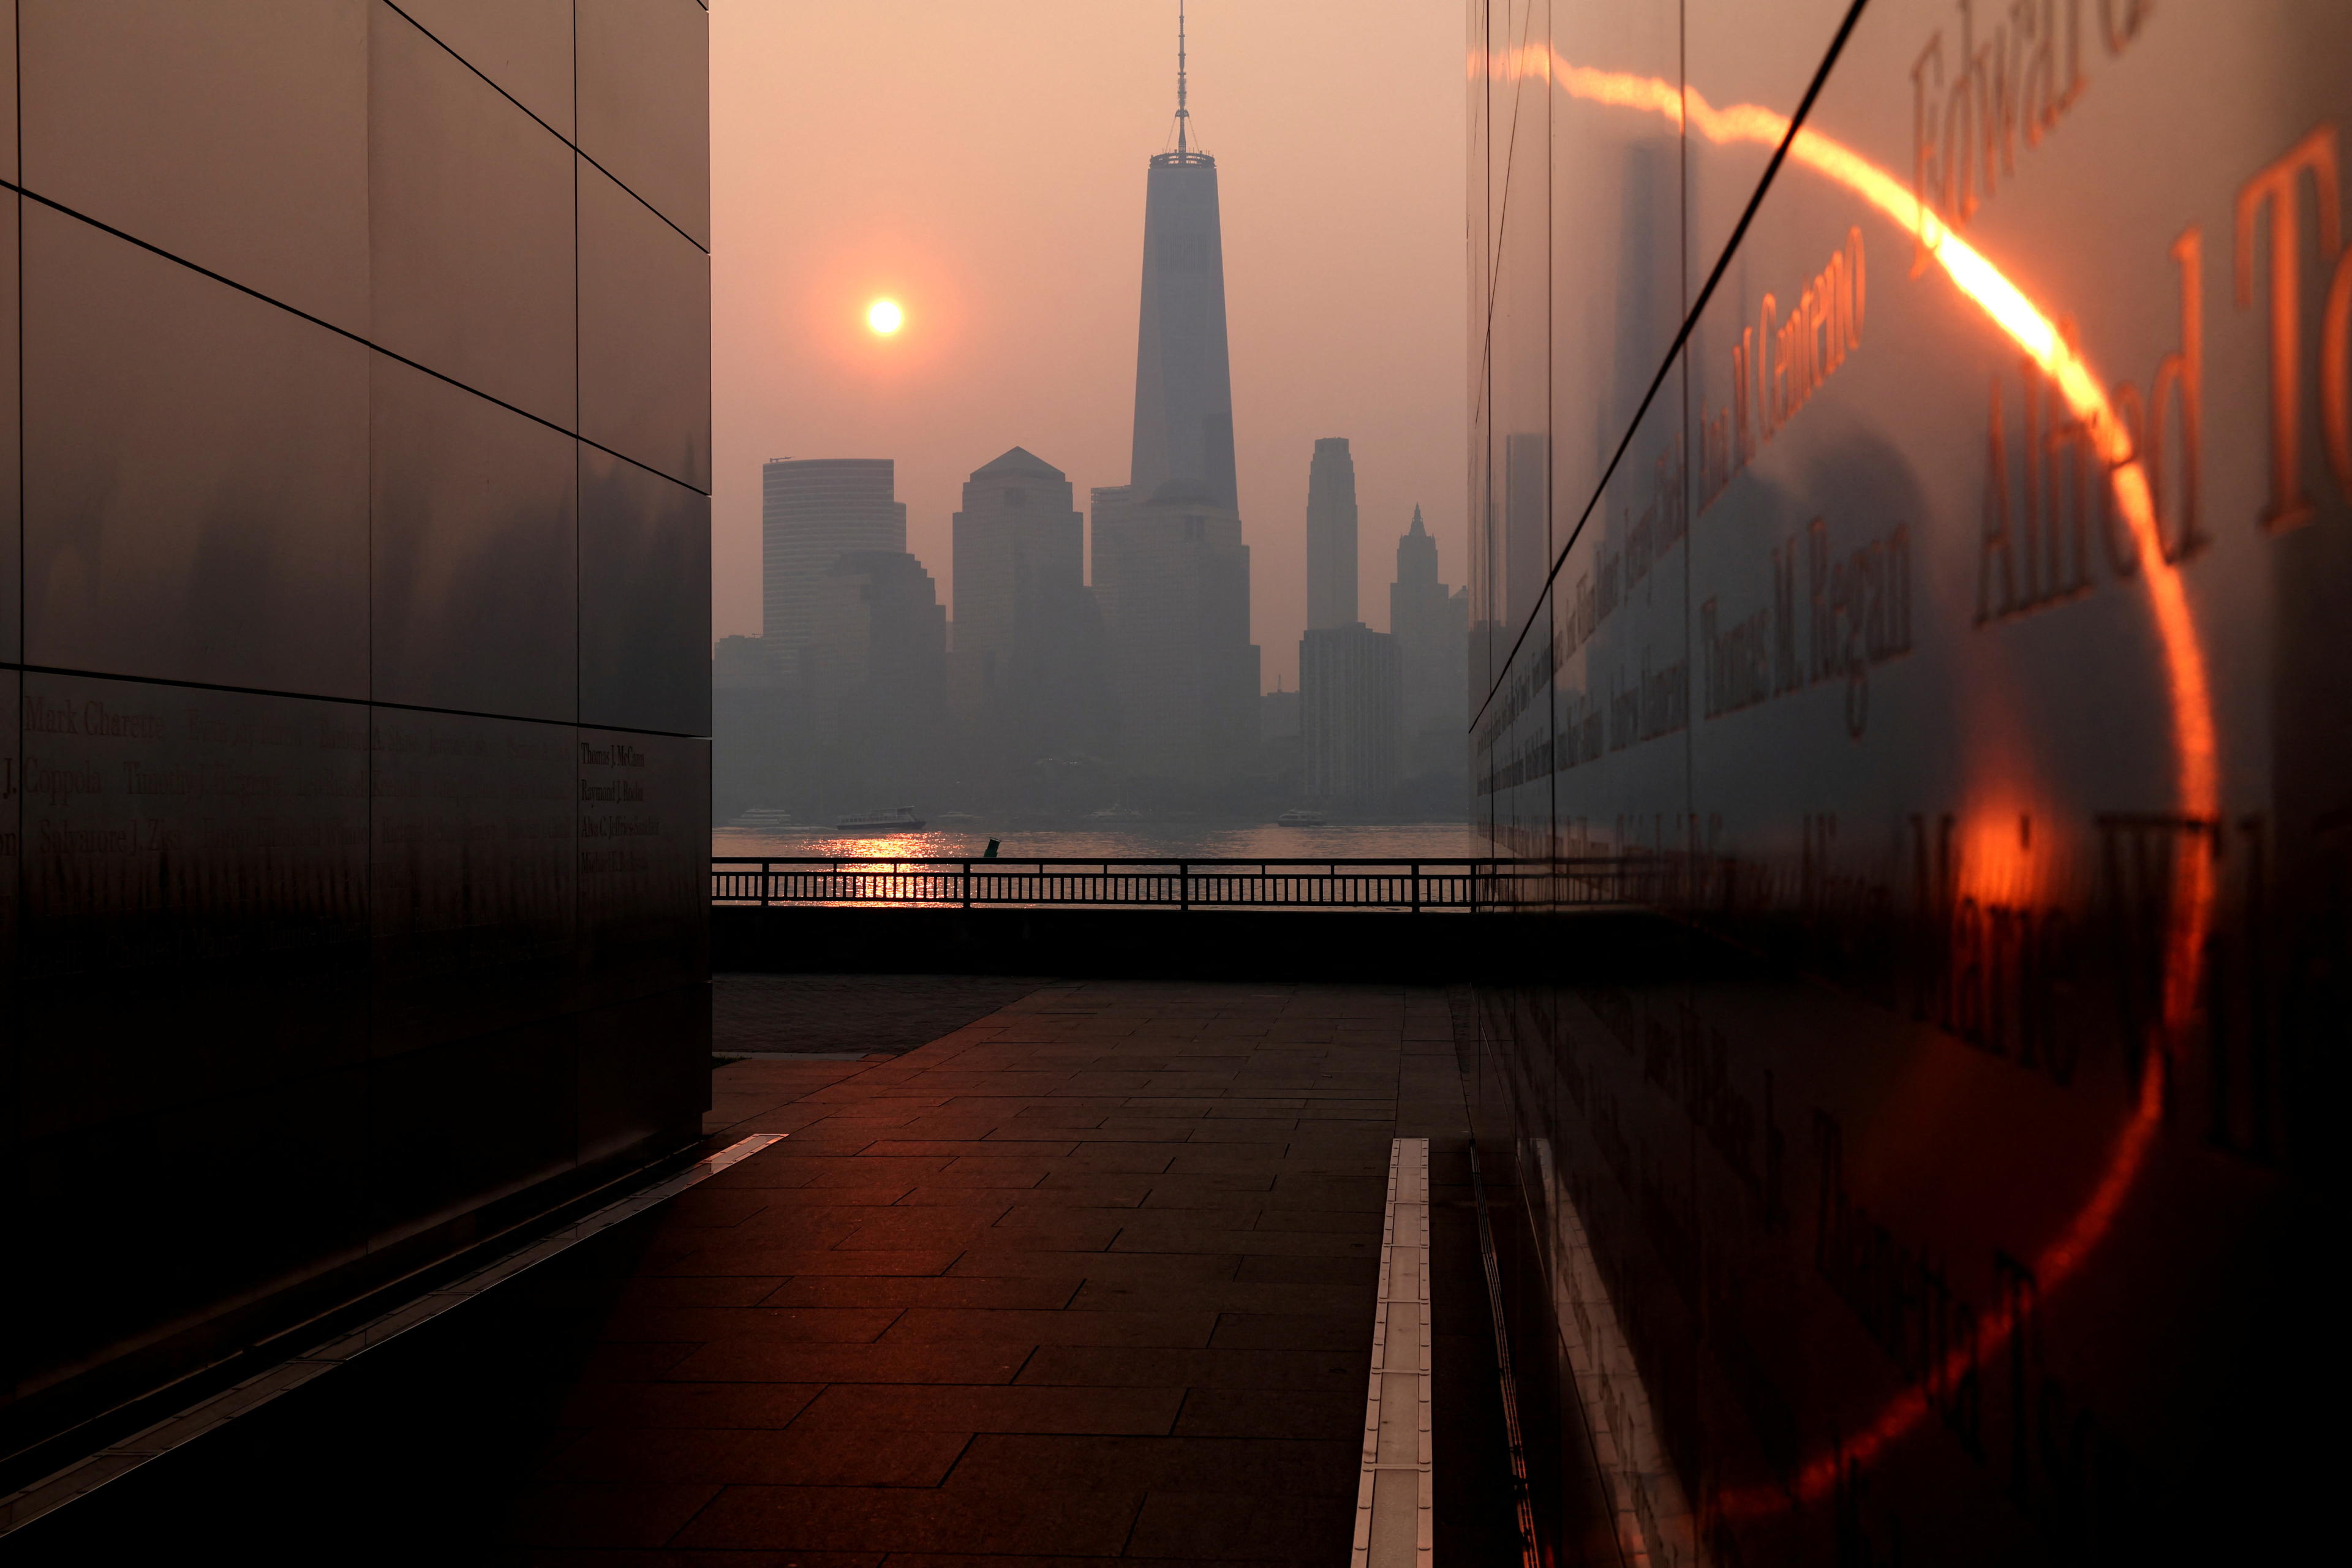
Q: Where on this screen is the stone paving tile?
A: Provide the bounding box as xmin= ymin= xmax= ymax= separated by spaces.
xmin=503 ymin=977 xmax=1466 ymax=1562
xmin=554 ymin=1382 xmax=827 ymax=1430
xmin=790 ymin=1384 xmax=1185 ymax=1436
xmin=710 ymin=974 xmax=1051 ymax=1058
xmin=755 ymin=1276 xmax=1076 ymax=1311
xmin=671 ymin=1485 xmax=1144 ymax=1555
xmin=1170 ymin=1387 xmax=1370 ymax=1439
xmin=542 ymin=1427 xmax=970 ymax=1488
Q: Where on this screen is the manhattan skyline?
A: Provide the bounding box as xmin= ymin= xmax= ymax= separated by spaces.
xmin=707 ymin=1 xmax=1463 ymax=691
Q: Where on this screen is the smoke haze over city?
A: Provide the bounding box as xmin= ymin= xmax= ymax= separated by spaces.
xmin=709 ymin=1 xmax=1464 ymax=693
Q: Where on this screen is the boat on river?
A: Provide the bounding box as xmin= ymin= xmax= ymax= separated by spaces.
xmin=1276 ymin=809 xmax=1330 ymax=827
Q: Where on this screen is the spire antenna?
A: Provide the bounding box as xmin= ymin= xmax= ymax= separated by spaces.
xmin=1175 ymin=1 xmax=1189 ymax=154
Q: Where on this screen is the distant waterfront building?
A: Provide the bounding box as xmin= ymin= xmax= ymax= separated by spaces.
xmin=1260 ymin=684 xmax=1300 ymax=741
xmin=712 ymin=634 xmax=794 ymax=822
xmin=763 ymin=458 xmax=906 ymax=677
xmin=1306 ymin=437 xmax=1359 ymax=630
xmin=804 ymin=550 xmax=948 ymax=806
xmin=954 ymin=447 xmax=1080 ymax=709
xmin=1389 ymin=505 xmax=1469 ymax=782
xmin=951 ymin=448 xmax=1109 ymax=785
xmin=1092 ymin=18 xmax=1259 ymax=793
xmin=1259 ymin=682 xmax=1303 ymax=789
xmin=1301 ymin=624 xmax=1400 ymax=805
xmin=1093 ymin=480 xmax=1259 ymax=786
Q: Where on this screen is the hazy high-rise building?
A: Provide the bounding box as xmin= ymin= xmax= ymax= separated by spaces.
xmin=1093 ymin=14 xmax=1258 ymax=791
xmin=804 ymin=550 xmax=947 ymax=806
xmin=712 ymin=634 xmax=794 ymax=823
xmin=954 ymin=448 xmax=1080 ymax=700
xmin=1390 ymin=505 xmax=1468 ymax=780
xmin=1128 ymin=13 xmax=1237 ymax=510
xmin=1301 ymin=624 xmax=1399 ymax=805
xmin=763 ymin=458 xmax=906 ymax=677
xmin=1306 ymin=437 xmax=1359 ymax=630
xmin=1093 ymin=480 xmax=1259 ymax=786
xmin=952 ymin=448 xmax=1110 ymax=789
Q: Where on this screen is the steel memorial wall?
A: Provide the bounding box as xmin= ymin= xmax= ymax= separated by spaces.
xmin=1467 ymin=1 xmax=2332 ymax=1560
xmin=0 ymin=1 xmax=713 ymax=1451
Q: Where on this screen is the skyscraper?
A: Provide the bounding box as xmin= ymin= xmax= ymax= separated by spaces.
xmin=1301 ymin=624 xmax=1399 ymax=805
xmin=1306 ymin=437 xmax=1359 ymax=630
xmin=1095 ymin=7 xmax=1259 ymax=791
xmin=1093 ymin=479 xmax=1259 ymax=786
xmin=952 ymin=447 xmax=1081 ymax=719
xmin=804 ymin=550 xmax=948 ymax=806
xmin=763 ymin=458 xmax=906 ymax=679
xmin=952 ymin=447 xmax=1107 ymax=783
xmin=1389 ymin=505 xmax=1469 ymax=785
xmin=1128 ymin=7 xmax=1237 ymax=510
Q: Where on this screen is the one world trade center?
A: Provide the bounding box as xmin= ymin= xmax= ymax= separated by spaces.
xmin=1091 ymin=3 xmax=1258 ymax=789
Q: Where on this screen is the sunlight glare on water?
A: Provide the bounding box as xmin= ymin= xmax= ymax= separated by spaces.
xmin=712 ymin=822 xmax=1483 ymax=861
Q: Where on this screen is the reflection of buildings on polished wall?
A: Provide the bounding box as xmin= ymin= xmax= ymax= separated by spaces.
xmin=1465 ymin=7 xmax=2351 ymax=1558
xmin=2 ymin=4 xmax=712 ymax=1460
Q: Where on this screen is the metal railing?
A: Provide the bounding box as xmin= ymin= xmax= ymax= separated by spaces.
xmin=711 ymin=856 xmax=1646 ymax=911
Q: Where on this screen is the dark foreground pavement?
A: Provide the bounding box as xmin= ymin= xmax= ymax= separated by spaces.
xmin=9 ymin=978 xmax=1520 ymax=1566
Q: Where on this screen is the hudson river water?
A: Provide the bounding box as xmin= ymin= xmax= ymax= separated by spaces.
xmin=712 ymin=820 xmax=1484 ymax=861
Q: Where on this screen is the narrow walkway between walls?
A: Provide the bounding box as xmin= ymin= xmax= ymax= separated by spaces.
xmin=8 ymin=977 xmax=1553 ymax=1565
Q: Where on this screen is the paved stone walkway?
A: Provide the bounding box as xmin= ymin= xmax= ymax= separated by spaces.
xmin=712 ymin=974 xmax=1050 ymax=1059
xmin=505 ymin=978 xmax=1471 ymax=1564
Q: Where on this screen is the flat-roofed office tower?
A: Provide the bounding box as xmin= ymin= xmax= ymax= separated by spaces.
xmin=1130 ymin=4 xmax=1237 ymax=510
xmin=1 ymin=4 xmax=712 ymax=1451
xmin=1306 ymin=437 xmax=1359 ymax=630
xmin=1301 ymin=623 xmax=1399 ymax=805
xmin=1093 ymin=8 xmax=1259 ymax=792
xmin=763 ymin=458 xmax=907 ymax=680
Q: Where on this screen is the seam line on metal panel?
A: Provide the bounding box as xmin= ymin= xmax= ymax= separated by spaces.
xmin=0 ymin=662 xmax=706 ymax=739
xmin=1468 ymin=0 xmax=1874 ymax=731
xmin=0 ymin=181 xmax=710 ymax=498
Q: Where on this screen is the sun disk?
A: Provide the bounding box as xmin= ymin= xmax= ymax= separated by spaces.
xmin=867 ymin=299 xmax=903 ymax=335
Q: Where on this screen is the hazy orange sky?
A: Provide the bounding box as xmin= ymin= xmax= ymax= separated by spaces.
xmin=710 ymin=1 xmax=1467 ymax=690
